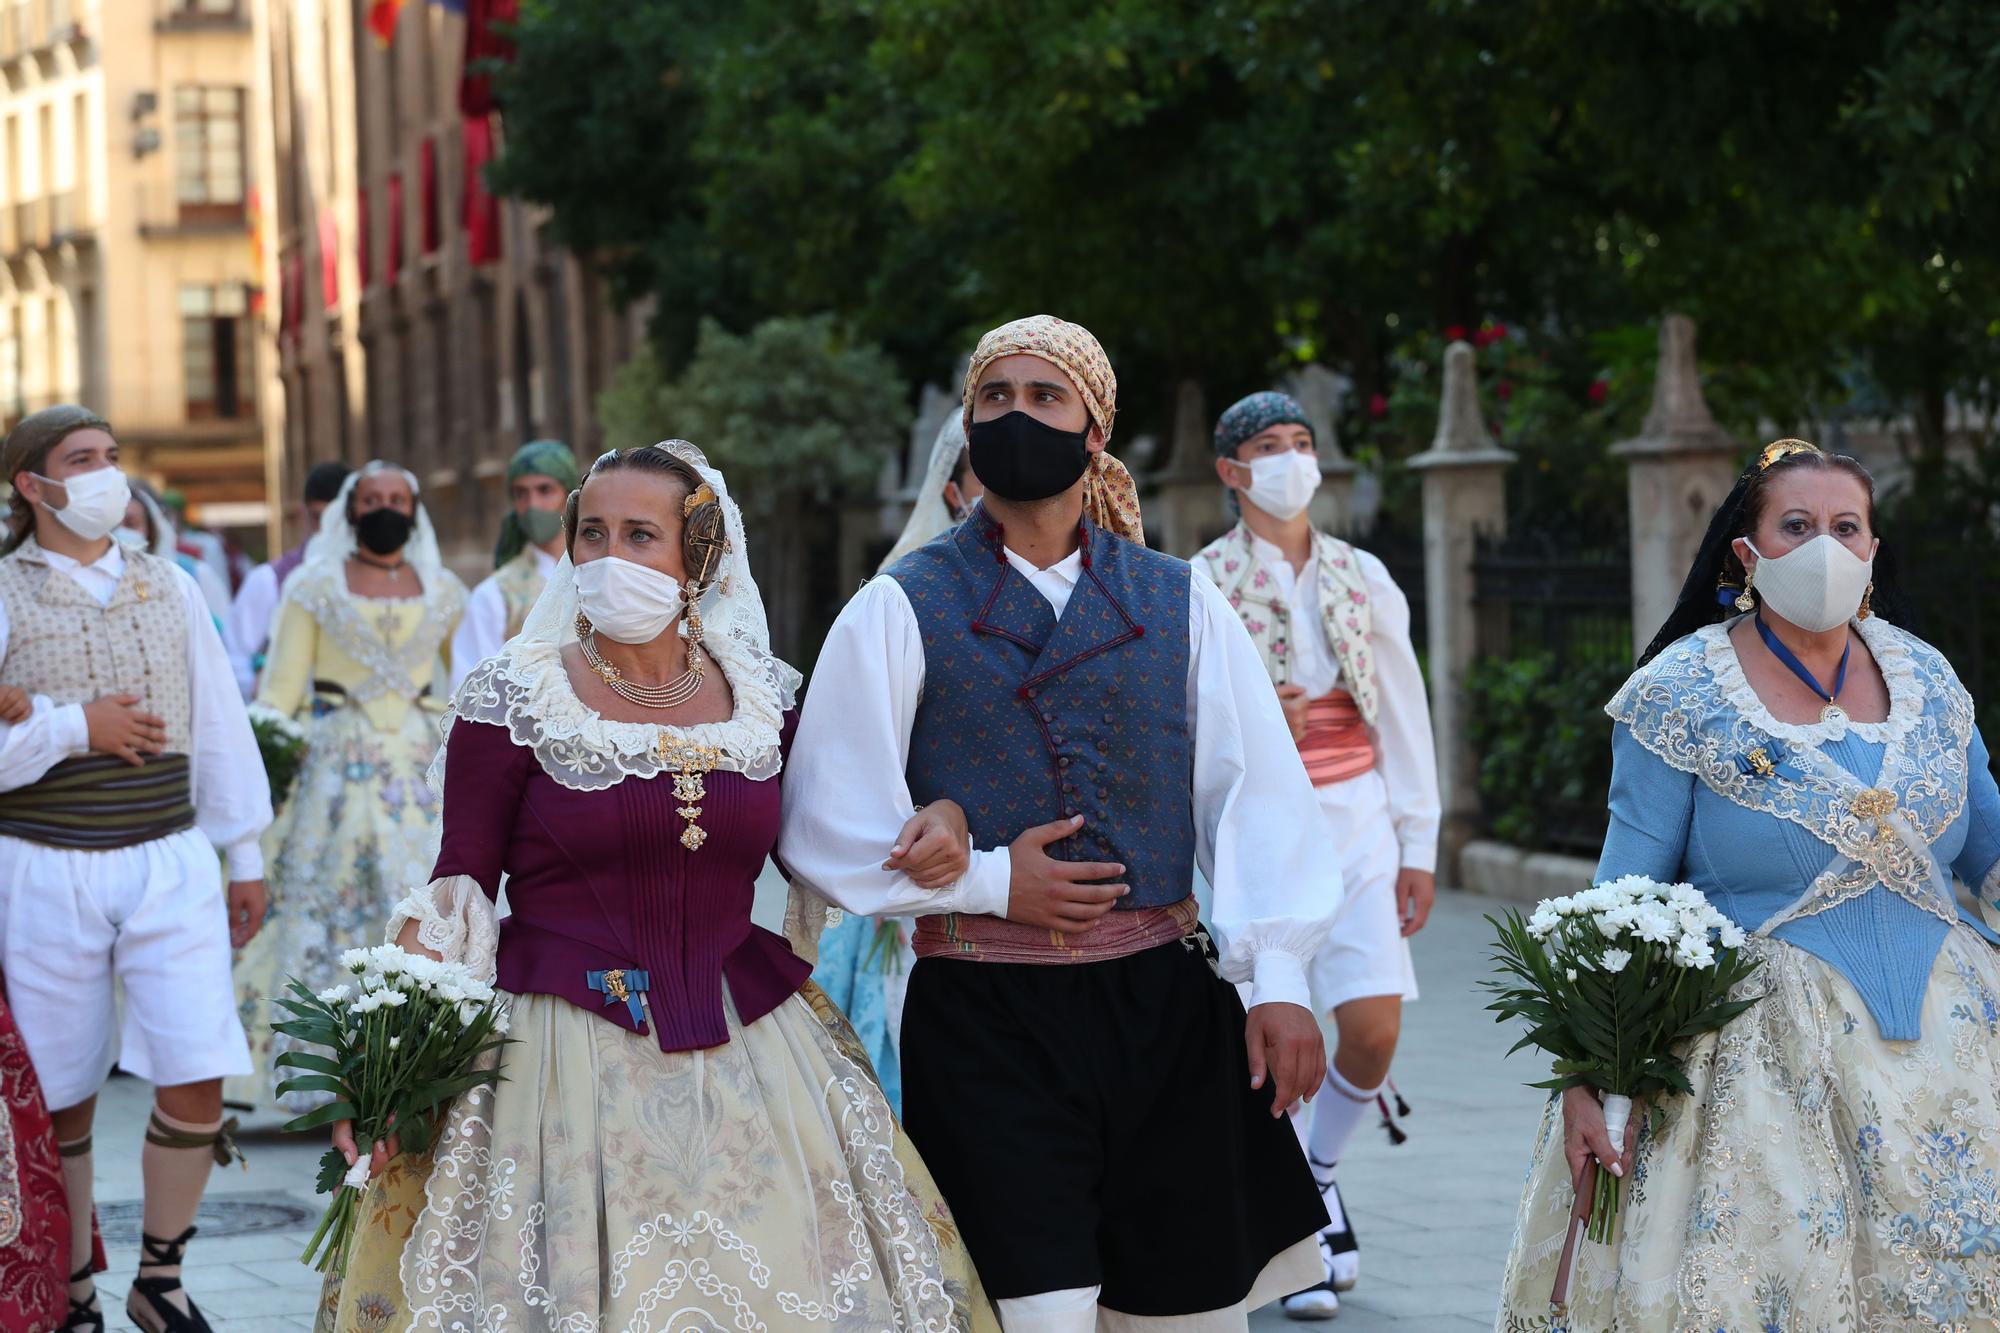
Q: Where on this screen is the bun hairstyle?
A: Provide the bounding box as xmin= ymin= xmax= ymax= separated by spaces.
xmin=565 ymin=445 xmax=730 ymax=593
xmin=1639 ymin=438 xmax=1905 ymax=666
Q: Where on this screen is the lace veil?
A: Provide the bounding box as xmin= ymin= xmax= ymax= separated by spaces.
xmin=878 ymin=414 xmax=967 ymax=573
xmin=299 ymin=461 xmax=448 ymax=586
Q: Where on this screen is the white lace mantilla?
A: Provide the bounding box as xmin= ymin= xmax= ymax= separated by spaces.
xmin=437 ymin=629 xmax=797 ymax=793
xmin=283 ymin=560 xmax=468 ymax=705
xmin=1608 ymin=618 xmax=1974 ymax=931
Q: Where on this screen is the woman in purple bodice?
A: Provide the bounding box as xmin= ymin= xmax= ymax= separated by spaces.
xmin=325 ymin=442 xmax=996 ymax=1331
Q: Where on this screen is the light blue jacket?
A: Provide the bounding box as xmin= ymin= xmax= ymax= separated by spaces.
xmin=1597 ymin=617 xmax=2000 ymax=1039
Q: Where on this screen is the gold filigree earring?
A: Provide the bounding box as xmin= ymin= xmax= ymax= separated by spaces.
xmin=574 ymin=610 xmax=593 ymax=638
xmin=1858 ymin=581 xmax=1874 ymax=620
xmin=1734 ymin=567 xmax=1757 ymax=613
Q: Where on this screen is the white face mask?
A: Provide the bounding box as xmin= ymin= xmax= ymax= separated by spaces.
xmin=1746 ymin=534 xmax=1874 ymax=633
xmin=574 ymin=554 xmax=686 ymax=644
xmin=35 ymin=467 xmax=132 ymax=542
xmin=1236 ymin=450 xmax=1321 ymax=521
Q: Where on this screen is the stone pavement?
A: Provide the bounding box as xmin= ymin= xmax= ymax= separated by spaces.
xmin=83 ymin=884 xmax=1542 ymax=1332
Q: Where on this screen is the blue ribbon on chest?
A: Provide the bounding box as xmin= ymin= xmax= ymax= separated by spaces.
xmin=585 ymin=967 xmax=649 ymax=1025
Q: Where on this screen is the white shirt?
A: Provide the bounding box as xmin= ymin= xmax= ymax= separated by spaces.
xmin=223 ymin=560 xmax=283 ymax=698
xmin=1249 ymin=533 xmax=1442 ymax=872
xmin=0 ymin=543 xmax=272 ymax=880
xmin=449 ymin=546 xmax=559 ymax=697
xmin=779 ymin=544 xmax=1343 ymax=1012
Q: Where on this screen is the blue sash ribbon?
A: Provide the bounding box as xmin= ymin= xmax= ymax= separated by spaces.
xmin=585 ymin=968 xmax=649 ymax=1025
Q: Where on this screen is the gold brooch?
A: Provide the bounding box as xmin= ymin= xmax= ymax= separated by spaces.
xmin=1851 ymin=788 xmax=1899 ymax=821
xmin=1746 ymin=747 xmax=1776 ymax=779
xmin=655 ymin=735 xmax=722 ymax=851
xmin=601 ymin=968 xmax=630 ymax=1004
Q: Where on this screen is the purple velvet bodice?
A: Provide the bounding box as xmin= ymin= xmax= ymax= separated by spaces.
xmin=432 ymin=715 xmax=809 ymax=1052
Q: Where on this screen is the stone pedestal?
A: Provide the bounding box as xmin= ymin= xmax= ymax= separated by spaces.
xmin=1406 ymin=342 xmax=1515 ymax=880
xmin=1612 ymin=314 xmax=1742 ymax=651
xmin=1284 ymin=363 xmax=1359 ymax=535
xmin=1150 ymin=378 xmax=1233 ymax=557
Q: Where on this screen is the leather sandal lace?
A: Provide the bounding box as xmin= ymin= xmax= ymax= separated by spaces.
xmin=58 ymin=1264 xmax=102 ymax=1333
xmin=126 ymin=1226 xmax=215 ymax=1333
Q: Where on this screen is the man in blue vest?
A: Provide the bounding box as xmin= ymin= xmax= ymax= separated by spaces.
xmin=781 ymin=315 xmax=1343 ymax=1331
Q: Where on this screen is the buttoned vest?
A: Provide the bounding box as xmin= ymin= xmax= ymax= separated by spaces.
xmin=890 ymin=509 xmax=1194 ymax=910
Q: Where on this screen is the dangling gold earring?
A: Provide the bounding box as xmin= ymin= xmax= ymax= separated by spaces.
xmin=681 ymin=585 xmax=706 ymax=648
xmin=1734 ymin=567 xmax=1757 ymax=613
xmin=574 ymin=610 xmax=593 ymax=638
xmin=1858 ymin=581 xmax=1874 ymax=620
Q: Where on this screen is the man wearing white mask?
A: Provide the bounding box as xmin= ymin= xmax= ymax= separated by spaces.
xmin=1193 ymin=390 xmax=1440 ymax=1320
xmin=0 ymin=405 xmax=272 ymax=1333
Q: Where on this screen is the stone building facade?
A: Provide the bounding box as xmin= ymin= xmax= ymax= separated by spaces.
xmin=2 ymin=0 xmax=268 ymax=533
xmin=260 ymin=0 xmax=641 ymax=572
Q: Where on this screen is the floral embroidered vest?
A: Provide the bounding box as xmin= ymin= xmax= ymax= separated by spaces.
xmin=1192 ymin=521 xmax=1380 ymax=726
xmin=889 ymin=509 xmax=1195 ymax=911
xmin=493 ymin=548 xmax=547 ymax=640
xmin=0 ymin=541 xmax=194 ymax=752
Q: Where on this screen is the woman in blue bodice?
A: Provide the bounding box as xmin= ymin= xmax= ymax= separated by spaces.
xmin=1498 ymin=440 xmax=2000 ymax=1331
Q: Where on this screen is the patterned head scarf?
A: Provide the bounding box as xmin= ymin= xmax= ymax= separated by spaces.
xmin=960 ymin=315 xmax=1144 ymax=546
xmin=494 ymin=439 xmax=582 ymax=569
xmin=2 ymin=404 xmax=114 ymax=554
xmin=1213 ymin=390 xmax=1313 ymax=458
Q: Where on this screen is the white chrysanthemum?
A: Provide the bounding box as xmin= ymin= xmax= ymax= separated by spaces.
xmin=316 ymin=984 xmax=352 ymax=1004
xmin=1674 ymin=937 xmax=1717 ymax=969
xmin=1564 ymin=967 xmax=1579 ymax=982
xmin=1601 ymin=948 xmax=1632 ymax=973
xmin=351 ymin=992 xmax=384 ymax=1014
xmin=1527 ymin=904 xmax=1560 ymax=939
xmin=371 ymin=946 xmax=407 ymax=975
xmin=341 ymin=948 xmax=372 ymax=971
xmin=387 ymin=1036 xmax=401 ymax=1050
xmin=457 ymin=1000 xmax=483 ymax=1026
xmin=1631 ymin=906 xmax=1676 ymax=944
xmin=1718 ymin=921 xmax=1747 ymax=950
xmin=376 ymin=990 xmax=408 ymax=1008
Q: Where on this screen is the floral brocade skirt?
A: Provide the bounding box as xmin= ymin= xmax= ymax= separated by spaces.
xmin=1497 ymin=926 xmax=2000 ymax=1332
xmin=230 ymin=704 xmax=444 ymax=1112
xmin=317 ymin=982 xmax=997 ymax=1333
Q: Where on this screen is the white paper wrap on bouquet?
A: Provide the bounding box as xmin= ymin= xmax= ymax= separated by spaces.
xmin=1600 ymin=1092 xmax=1633 ymax=1163
xmin=385 ymin=875 xmax=499 ymax=984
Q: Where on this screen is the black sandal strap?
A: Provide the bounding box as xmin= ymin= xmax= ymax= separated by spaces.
xmin=61 ymin=1265 xmax=103 ymax=1333
xmin=128 ymin=1234 xmax=214 ymax=1333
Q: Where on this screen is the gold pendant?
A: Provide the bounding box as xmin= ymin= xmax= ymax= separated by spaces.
xmin=654 ymin=733 xmax=722 ymax=852
xmin=1821 ymin=703 xmax=1847 ymax=725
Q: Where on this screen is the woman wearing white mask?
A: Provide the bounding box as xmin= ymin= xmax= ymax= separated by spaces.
xmin=1497 ymin=439 xmax=2000 ymax=1330
xmin=1191 ymin=390 xmax=1440 ymax=1320
xmin=0 ymin=406 xmax=271 ymax=1333
xmin=313 ymin=441 xmax=997 ymax=1332
xmin=229 ymin=461 xmax=467 ymax=1111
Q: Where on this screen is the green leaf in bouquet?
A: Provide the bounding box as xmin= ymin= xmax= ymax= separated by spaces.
xmin=272 ymin=1018 xmax=343 ymax=1045
xmin=313 ymin=1148 xmax=350 ymax=1197
xmin=274 ymin=1051 xmax=345 ymax=1076
xmin=280 ymin=1100 xmax=360 ymax=1134
xmin=276 ymin=1074 xmax=354 ymax=1099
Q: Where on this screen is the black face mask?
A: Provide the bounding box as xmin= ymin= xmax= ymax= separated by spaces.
xmin=967 ymin=411 xmax=1091 ymax=503
xmin=354 ymin=507 xmax=413 ymax=556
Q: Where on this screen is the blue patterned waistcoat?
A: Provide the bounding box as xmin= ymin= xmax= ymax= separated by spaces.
xmin=888 ymin=508 xmax=1195 ymax=910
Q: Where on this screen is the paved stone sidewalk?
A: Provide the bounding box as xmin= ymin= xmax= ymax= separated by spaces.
xmin=83 ymin=885 xmax=1541 ymax=1332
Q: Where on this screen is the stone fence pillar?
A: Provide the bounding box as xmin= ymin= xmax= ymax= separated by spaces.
xmin=1611 ymin=314 xmax=1741 ymax=651
xmin=1407 ymin=341 xmax=1514 ymax=881
xmin=1150 ymin=378 xmax=1227 ymax=557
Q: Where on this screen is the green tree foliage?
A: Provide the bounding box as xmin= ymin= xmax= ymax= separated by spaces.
xmin=495 ymin=0 xmax=2000 ymax=453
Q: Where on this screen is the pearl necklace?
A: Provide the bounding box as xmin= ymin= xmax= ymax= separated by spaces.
xmin=581 ymin=631 xmax=705 ymax=710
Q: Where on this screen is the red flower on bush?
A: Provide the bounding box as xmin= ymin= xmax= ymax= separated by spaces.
xmin=1587 ymin=379 xmax=1609 ymax=405
xmin=1444 ymin=325 xmax=1467 ymax=343
xmin=1472 ymin=327 xmax=1499 ymax=348
xmin=1368 ymin=393 xmax=1388 ymax=420
xmin=1496 ymin=379 xmax=1514 ymax=401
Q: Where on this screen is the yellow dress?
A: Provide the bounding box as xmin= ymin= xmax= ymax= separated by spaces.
xmin=228 ymin=561 xmax=466 ymax=1111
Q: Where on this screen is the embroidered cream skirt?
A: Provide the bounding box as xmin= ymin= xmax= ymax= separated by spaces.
xmin=317 ymin=982 xmax=996 ymax=1333
xmin=230 ymin=703 xmax=445 ymax=1111
xmin=1497 ymin=926 xmax=2000 ymax=1331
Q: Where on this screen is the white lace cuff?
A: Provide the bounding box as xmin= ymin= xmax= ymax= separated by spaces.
xmin=782 ymin=882 xmax=841 ymax=969
xmin=385 ymin=875 xmax=499 ymax=984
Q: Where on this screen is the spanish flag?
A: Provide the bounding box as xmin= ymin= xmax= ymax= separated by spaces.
xmin=366 ymin=0 xmax=406 ymax=45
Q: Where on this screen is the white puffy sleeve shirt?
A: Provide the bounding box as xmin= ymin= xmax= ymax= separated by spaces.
xmin=0 ymin=545 xmax=273 ymax=879
xmin=778 ymin=547 xmax=1343 ymax=1012
xmin=1250 ymin=534 xmax=1441 ymax=873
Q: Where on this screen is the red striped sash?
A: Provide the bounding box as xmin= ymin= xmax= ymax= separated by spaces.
xmin=1299 ymin=690 xmax=1375 ymax=786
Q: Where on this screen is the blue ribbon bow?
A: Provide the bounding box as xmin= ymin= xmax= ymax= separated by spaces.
xmin=585 ymin=968 xmax=649 ymax=1026
xmin=1736 ymin=743 xmax=1803 ymax=782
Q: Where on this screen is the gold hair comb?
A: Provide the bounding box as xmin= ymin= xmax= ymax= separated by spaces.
xmin=1757 ymin=438 xmax=1823 ymax=471
xmin=682 ymin=482 xmax=715 ymax=516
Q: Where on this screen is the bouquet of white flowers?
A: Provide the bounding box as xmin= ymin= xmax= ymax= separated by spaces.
xmin=246 ymin=702 xmax=308 ymax=811
xmin=271 ymin=944 xmax=511 ymax=1275
xmin=1485 ymin=876 xmax=1763 ymax=1303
